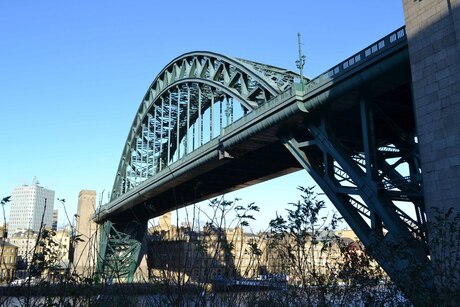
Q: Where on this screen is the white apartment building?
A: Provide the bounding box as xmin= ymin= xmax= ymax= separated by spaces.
xmin=8 ymin=184 xmax=55 ymax=237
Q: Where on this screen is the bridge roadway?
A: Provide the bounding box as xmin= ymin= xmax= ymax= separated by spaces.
xmin=95 ymin=26 xmax=411 ymax=226
xmin=93 ymin=27 xmax=433 ymax=304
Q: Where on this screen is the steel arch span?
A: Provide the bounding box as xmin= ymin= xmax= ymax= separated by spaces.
xmin=111 ymin=51 xmax=299 ymax=201
xmin=94 ymin=51 xmax=300 ymax=281
xmin=94 ymin=28 xmax=434 ymax=304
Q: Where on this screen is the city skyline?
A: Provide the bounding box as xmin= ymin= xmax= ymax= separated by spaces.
xmin=0 ymin=1 xmax=405 ymax=230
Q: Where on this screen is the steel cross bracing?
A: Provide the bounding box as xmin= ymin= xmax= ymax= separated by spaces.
xmin=111 ymin=52 xmax=299 ymax=201
xmin=95 ymin=220 xmax=146 ymax=282
xmin=283 ymin=96 xmax=432 ymax=299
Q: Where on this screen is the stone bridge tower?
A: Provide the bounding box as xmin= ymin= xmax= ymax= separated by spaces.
xmin=403 ymin=0 xmax=460 ymax=301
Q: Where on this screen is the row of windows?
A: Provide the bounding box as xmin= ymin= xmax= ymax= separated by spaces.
xmin=1 ymin=256 xmax=16 ymax=264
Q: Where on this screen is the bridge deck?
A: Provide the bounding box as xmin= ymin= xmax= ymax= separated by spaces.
xmin=94 ymin=27 xmax=410 ymax=224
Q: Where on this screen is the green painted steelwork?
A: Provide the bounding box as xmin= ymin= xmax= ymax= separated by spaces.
xmin=95 ymin=220 xmax=146 ymax=283
xmin=96 ymin=27 xmax=408 ymax=223
xmin=94 ymin=26 xmax=434 ymax=303
xmin=109 ymin=52 xmax=300 ymax=203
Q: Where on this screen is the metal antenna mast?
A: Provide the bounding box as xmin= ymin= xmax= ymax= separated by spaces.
xmin=296 ymin=32 xmax=306 ymax=92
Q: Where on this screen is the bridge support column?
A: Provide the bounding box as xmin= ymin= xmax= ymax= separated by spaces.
xmin=403 ymin=0 xmax=460 ymax=302
xmin=95 ymin=219 xmax=147 ymax=283
xmin=284 ymin=97 xmax=432 ymax=305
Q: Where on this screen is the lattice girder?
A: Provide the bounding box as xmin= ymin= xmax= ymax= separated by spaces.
xmin=111 ymin=52 xmax=299 ymax=200
xmin=96 ymin=220 xmax=146 ymax=283
xmin=283 ymin=96 xmax=432 ymax=301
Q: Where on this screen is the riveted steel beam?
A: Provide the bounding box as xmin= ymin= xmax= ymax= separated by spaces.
xmin=285 ymin=94 xmax=432 ymax=302
xmin=95 ymin=220 xmax=147 ymax=283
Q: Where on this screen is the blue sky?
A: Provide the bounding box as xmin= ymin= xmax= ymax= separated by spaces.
xmin=0 ymin=1 xmax=405 ymax=229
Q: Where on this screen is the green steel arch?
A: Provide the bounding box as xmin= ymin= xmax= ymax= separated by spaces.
xmin=95 ymin=29 xmax=437 ymax=303
xmin=110 ymin=51 xmax=299 ymax=201
xmin=96 ymin=52 xmax=299 ymax=282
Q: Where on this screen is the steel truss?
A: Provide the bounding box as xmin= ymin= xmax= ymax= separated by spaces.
xmin=283 ymin=98 xmax=433 ymax=301
xmin=96 ymin=220 xmax=146 ymax=282
xmin=111 ymin=52 xmax=299 ymax=201
xmin=102 ymin=52 xmax=299 ymax=283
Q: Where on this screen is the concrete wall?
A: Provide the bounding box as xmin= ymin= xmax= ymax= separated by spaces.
xmin=403 ymin=0 xmax=460 ymax=299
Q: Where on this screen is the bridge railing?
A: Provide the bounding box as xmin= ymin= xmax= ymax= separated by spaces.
xmin=222 ymin=26 xmax=406 ymax=138
xmin=303 ymin=26 xmax=406 ymax=93
xmin=222 ymin=87 xmax=296 ymax=136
